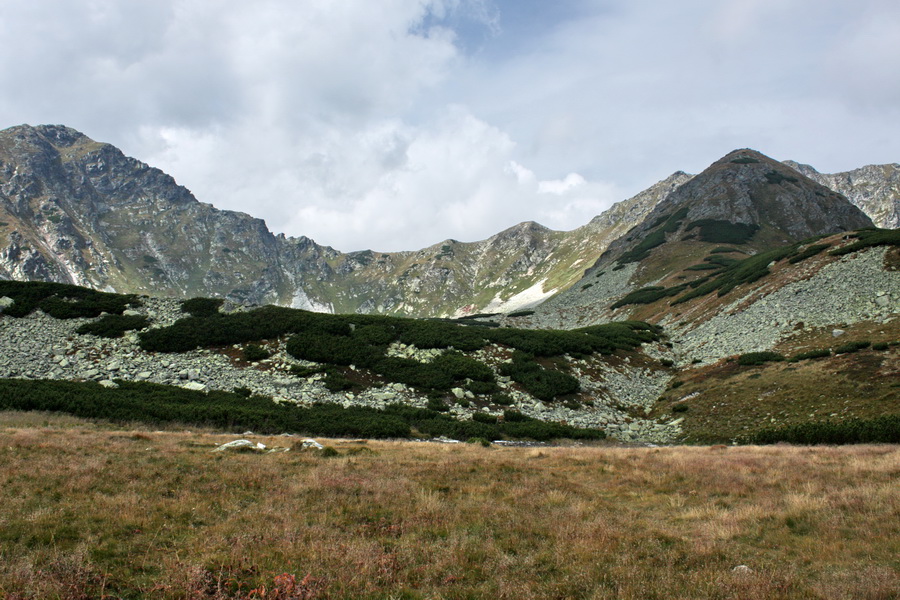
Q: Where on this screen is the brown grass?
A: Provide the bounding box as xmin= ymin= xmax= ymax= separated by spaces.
xmin=0 ymin=413 xmax=898 ymax=599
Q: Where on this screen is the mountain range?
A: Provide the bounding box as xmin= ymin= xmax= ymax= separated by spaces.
xmin=0 ymin=124 xmax=898 ymax=444
xmin=1 ymin=124 xmax=897 ymax=319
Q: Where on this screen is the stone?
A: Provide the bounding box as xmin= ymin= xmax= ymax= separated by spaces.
xmin=181 ymin=381 xmax=208 ymax=392
xmin=832 ymin=329 xmax=845 ymax=337
xmin=0 ymin=296 xmax=14 ymax=312
xmin=451 ymin=387 xmax=465 ymax=399
xmin=99 ymin=380 xmax=119 ymax=389
xmin=731 ymin=565 xmax=753 ymax=575
xmin=212 ymin=439 xmax=266 ymax=452
xmin=300 ymin=439 xmax=324 ymax=450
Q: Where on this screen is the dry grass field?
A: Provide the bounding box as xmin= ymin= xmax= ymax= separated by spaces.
xmin=1 ymin=411 xmax=898 ymax=600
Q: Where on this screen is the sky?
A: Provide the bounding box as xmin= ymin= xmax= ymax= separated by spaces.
xmin=1 ymin=0 xmax=899 ymax=252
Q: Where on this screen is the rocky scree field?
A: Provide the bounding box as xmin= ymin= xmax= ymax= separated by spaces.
xmin=0 ymin=280 xmax=685 ymax=443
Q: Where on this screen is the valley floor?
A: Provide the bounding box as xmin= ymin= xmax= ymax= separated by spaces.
xmin=1 ymin=412 xmax=898 ymax=599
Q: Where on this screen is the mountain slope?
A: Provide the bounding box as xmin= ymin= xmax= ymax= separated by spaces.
xmin=531 ymin=149 xmax=877 ymax=329
xmin=784 ymin=160 xmax=900 ymax=228
xmin=0 ymin=124 xmax=683 ymax=316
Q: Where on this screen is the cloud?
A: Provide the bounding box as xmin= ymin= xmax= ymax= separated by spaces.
xmin=0 ymin=0 xmax=897 ymax=253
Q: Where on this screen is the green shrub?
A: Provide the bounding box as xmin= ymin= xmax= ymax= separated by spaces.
xmin=507 ymin=310 xmax=535 ymax=318
xmin=502 ymin=410 xmax=531 ymax=422
xmin=467 ymin=437 xmax=492 ymax=447
xmin=672 ymin=403 xmax=689 ymax=413
xmin=684 ymin=263 xmax=722 ymax=271
xmin=835 ymin=341 xmax=871 ymax=355
xmin=660 ymin=359 xmax=674 ymax=367
xmin=76 ymin=314 xmax=149 ymax=338
xmin=737 ymin=351 xmax=785 ymax=366
xmin=499 ymin=351 xmax=580 ymax=401
xmin=610 ymin=285 xmax=687 ymax=309
xmin=788 ymin=243 xmax=831 ymax=264
xmin=466 ymin=380 xmax=500 ymax=395
xmin=426 ymin=397 xmax=450 ymax=412
xmin=764 ymin=171 xmax=799 ymax=185
xmin=181 ymin=297 xmax=224 ymax=317
xmin=873 ymin=342 xmax=890 ymax=351
xmin=0 ymin=281 xmax=139 ymax=319
xmin=686 ymin=220 xmax=760 ymax=244
xmin=242 ymin=344 xmax=271 ymax=362
xmin=323 ymin=369 xmax=354 ymax=392
xmin=472 ymin=412 xmax=497 ymax=424
xmin=750 ymin=415 xmax=900 ymax=445
xmin=730 ymin=157 xmax=760 ymax=164
xmin=673 ymin=244 xmax=797 ymax=304
xmin=789 ymin=349 xmax=831 ymax=362
xmin=617 ymin=207 xmax=689 ymax=265
xmin=581 ymin=283 xmax=593 ymax=291
xmin=829 ymin=228 xmax=900 ymax=256
xmin=492 ymin=393 xmax=514 ymax=406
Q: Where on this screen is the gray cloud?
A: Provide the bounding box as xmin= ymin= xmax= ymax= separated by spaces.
xmin=0 ymin=0 xmax=897 ymax=251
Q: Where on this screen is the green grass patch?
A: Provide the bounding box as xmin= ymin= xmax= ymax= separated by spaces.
xmin=506 ymin=310 xmax=534 ymax=318
xmin=684 ymin=263 xmax=722 ymax=271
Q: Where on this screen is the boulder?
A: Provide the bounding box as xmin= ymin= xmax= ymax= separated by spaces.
xmin=212 ymin=439 xmax=266 ymax=452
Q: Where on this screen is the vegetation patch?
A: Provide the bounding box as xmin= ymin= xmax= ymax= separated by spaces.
xmin=0 ymin=379 xmax=604 ymax=442
xmin=506 ymin=309 xmax=534 ymax=318
xmin=730 ymin=157 xmax=760 ymax=164
xmin=789 ymin=348 xmax=832 ymax=362
xmin=75 ymin=314 xmax=150 ymax=338
xmin=181 ymin=296 xmax=224 ymax=317
xmin=764 ymin=170 xmax=799 ymax=185
xmin=617 ymin=207 xmax=689 ymax=265
xmin=0 ymin=280 xmax=139 ymax=319
xmin=686 ymin=219 xmax=760 ymax=244
xmin=834 ymin=341 xmax=871 ymax=355
xmin=499 ymin=351 xmax=580 ymax=401
xmin=829 ymin=228 xmax=900 ymax=256
xmin=788 ymin=243 xmax=832 ymax=264
xmin=737 ymin=351 xmax=785 ymax=366
xmin=750 ymin=415 xmax=900 ymax=444
xmin=611 ymin=285 xmax=687 ymax=309
xmin=684 ymin=263 xmax=721 ymax=271
xmin=673 ymin=244 xmax=798 ymax=304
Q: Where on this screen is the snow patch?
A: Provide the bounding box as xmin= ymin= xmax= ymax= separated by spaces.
xmin=479 ymin=278 xmax=558 ymax=315
xmin=291 ymin=287 xmax=333 ymax=313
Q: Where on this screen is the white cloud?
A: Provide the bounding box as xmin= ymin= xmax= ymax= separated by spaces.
xmin=0 ymin=0 xmax=898 ymax=253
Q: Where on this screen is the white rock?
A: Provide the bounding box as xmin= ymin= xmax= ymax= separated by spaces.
xmin=300 ymin=439 xmax=324 ymax=450
xmin=181 ymin=381 xmax=208 ymax=392
xmin=212 ymin=439 xmax=266 ymax=452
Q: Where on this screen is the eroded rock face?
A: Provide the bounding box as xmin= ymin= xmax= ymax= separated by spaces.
xmin=784 ymin=160 xmax=900 ymax=229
